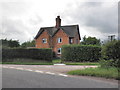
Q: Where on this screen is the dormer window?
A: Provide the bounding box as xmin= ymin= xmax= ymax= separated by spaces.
xmin=42 ymin=38 xmax=47 ymax=43
xmin=58 ymin=38 xmax=62 ymax=43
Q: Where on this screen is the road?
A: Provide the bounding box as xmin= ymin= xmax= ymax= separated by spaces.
xmin=2 ymin=65 xmax=118 ymax=88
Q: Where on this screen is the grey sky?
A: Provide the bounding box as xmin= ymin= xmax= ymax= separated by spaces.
xmin=1 ymin=0 xmax=118 ymax=43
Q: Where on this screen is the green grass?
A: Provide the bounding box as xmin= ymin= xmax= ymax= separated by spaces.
xmin=68 ymin=67 xmax=119 ymax=80
xmin=52 ymin=59 xmax=61 ymax=63
xmin=65 ymin=62 xmax=99 ymax=65
xmin=1 ymin=59 xmax=99 ymax=66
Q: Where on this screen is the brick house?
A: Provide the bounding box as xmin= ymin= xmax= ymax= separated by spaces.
xmin=34 ymin=16 xmax=81 ymax=57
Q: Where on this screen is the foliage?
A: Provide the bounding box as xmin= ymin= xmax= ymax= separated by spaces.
xmin=1 ymin=39 xmax=20 ymax=48
xmin=21 ymin=40 xmax=35 ymax=48
xmin=68 ymin=67 xmax=119 ymax=80
xmin=81 ymin=36 xmax=101 ymax=46
xmin=101 ymin=40 xmax=120 ymax=68
xmin=61 ymin=45 xmax=101 ymax=62
xmin=101 ymin=40 xmax=120 ymax=60
xmin=52 ymin=59 xmax=61 ymax=63
xmin=2 ymin=48 xmax=52 ymax=62
xmin=2 ymin=62 xmax=53 ymax=65
xmin=99 ymin=59 xmax=119 ymax=68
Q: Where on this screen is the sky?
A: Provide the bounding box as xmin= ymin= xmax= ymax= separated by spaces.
xmin=0 ymin=0 xmax=119 ymax=44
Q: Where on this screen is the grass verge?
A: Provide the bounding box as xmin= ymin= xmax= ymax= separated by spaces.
xmin=65 ymin=62 xmax=99 ymax=65
xmin=1 ymin=59 xmax=99 ymax=66
xmin=68 ymin=67 xmax=119 ymax=80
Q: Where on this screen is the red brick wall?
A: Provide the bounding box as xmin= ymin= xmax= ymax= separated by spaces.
xmin=35 ymin=29 xmax=80 ymax=57
xmin=35 ymin=30 xmax=51 ymax=48
xmin=52 ymin=29 xmax=69 ymax=55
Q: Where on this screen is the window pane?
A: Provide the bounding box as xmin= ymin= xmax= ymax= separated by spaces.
xmin=58 ymin=38 xmax=62 ymax=43
xmin=42 ymin=38 xmax=47 ymax=43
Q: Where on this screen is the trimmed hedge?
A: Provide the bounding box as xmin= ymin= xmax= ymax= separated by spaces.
xmin=61 ymin=45 xmax=101 ymax=62
xmin=2 ymin=48 xmax=52 ymax=62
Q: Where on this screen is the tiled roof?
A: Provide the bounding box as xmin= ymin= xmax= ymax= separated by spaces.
xmin=34 ymin=25 xmax=81 ymax=39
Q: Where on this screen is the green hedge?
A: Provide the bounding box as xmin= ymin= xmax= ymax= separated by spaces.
xmin=61 ymin=45 xmax=101 ymax=62
xmin=2 ymin=48 xmax=52 ymax=62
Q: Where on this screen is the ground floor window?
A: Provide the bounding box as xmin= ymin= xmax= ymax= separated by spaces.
xmin=57 ymin=48 xmax=61 ymax=54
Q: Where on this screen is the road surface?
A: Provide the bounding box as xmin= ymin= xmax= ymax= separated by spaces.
xmin=2 ymin=65 xmax=118 ymax=88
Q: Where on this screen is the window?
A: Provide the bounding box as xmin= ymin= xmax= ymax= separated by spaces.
xmin=42 ymin=38 xmax=47 ymax=43
xmin=57 ymin=48 xmax=61 ymax=54
xmin=69 ymin=38 xmax=73 ymax=44
xmin=58 ymin=38 xmax=62 ymax=43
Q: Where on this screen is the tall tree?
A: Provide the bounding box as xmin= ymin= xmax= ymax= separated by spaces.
xmin=81 ymin=36 xmax=101 ymax=46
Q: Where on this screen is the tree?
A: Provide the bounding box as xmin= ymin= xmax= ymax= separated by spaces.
xmin=1 ymin=39 xmax=20 ymax=48
xmin=21 ymin=40 xmax=35 ymax=48
xmin=81 ymin=36 xmax=101 ymax=46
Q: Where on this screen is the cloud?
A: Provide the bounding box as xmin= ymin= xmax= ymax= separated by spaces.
xmin=62 ymin=2 xmax=118 ymax=40
xmin=1 ymin=1 xmax=118 ymax=43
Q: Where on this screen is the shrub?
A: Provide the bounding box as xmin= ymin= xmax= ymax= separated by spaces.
xmin=2 ymin=48 xmax=52 ymax=62
xmin=61 ymin=45 xmax=101 ymax=62
xmin=102 ymin=40 xmax=120 ymax=60
xmin=101 ymin=40 xmax=120 ymax=68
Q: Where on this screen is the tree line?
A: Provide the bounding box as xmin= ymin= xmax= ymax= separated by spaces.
xmin=1 ymin=39 xmax=35 ymax=48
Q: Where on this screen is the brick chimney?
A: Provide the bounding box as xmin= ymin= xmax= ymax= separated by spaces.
xmin=55 ymin=16 xmax=61 ymax=28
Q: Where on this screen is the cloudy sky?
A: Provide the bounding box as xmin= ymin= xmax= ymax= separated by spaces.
xmin=0 ymin=0 xmax=118 ymax=44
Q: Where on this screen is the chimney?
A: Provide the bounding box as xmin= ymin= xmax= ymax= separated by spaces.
xmin=55 ymin=16 xmax=61 ymax=28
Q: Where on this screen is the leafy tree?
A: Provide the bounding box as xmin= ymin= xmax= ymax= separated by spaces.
xmin=81 ymin=36 xmax=101 ymax=46
xmin=101 ymin=40 xmax=120 ymax=60
xmin=1 ymin=39 xmax=20 ymax=48
xmin=101 ymin=40 xmax=120 ymax=68
xmin=21 ymin=40 xmax=35 ymax=48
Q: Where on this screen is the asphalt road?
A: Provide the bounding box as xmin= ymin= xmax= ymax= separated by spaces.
xmin=2 ymin=68 xmax=118 ymax=88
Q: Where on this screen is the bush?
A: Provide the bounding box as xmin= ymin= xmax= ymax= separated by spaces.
xmin=101 ymin=40 xmax=120 ymax=68
xmin=102 ymin=40 xmax=120 ymax=60
xmin=2 ymin=48 xmax=52 ymax=62
xmin=61 ymin=45 xmax=101 ymax=62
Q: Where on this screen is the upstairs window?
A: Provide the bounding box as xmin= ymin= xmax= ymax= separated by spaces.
xmin=58 ymin=38 xmax=62 ymax=43
xmin=42 ymin=38 xmax=47 ymax=43
xmin=57 ymin=48 xmax=61 ymax=54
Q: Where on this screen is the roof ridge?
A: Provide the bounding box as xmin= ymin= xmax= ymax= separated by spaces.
xmin=40 ymin=24 xmax=78 ymax=29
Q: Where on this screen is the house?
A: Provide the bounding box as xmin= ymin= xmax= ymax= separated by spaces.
xmin=34 ymin=16 xmax=81 ymax=57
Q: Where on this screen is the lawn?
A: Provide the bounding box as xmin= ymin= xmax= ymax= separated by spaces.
xmin=52 ymin=59 xmax=99 ymax=65
xmin=1 ymin=59 xmax=61 ymax=65
xmin=68 ymin=67 xmax=119 ymax=80
xmin=1 ymin=59 xmax=100 ymax=65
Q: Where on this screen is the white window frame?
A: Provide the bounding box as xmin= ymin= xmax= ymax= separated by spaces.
xmin=58 ymin=38 xmax=62 ymax=43
xmin=42 ymin=38 xmax=47 ymax=43
xmin=57 ymin=48 xmax=61 ymax=54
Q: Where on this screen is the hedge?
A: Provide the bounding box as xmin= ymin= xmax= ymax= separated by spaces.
xmin=2 ymin=48 xmax=52 ymax=62
xmin=61 ymin=45 xmax=101 ymax=62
